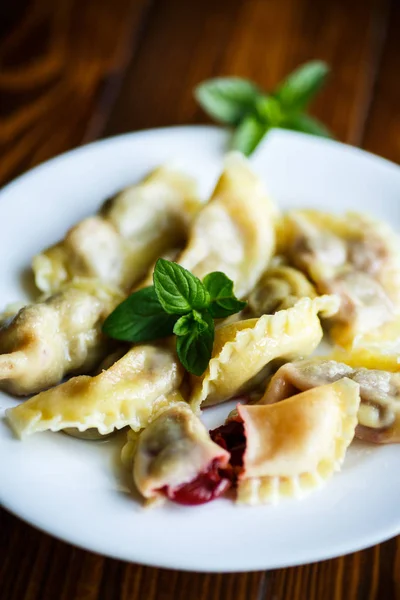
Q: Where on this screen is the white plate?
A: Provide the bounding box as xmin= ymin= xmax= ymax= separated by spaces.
xmin=0 ymin=126 xmax=399 ymax=572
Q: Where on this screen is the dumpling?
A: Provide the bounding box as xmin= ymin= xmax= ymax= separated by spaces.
xmin=0 ymin=278 xmax=123 ymax=396
xmin=6 ymin=341 xmax=184 ymax=438
xmin=212 ymin=379 xmax=360 ymax=505
xmin=33 ymin=167 xmax=200 ymax=294
xmin=178 ymin=153 xmax=278 ymax=299
xmin=261 ymin=358 xmax=400 ymax=444
xmin=120 ymin=390 xmax=184 ymax=468
xmin=190 ymin=295 xmax=340 ymax=411
xmin=131 ymin=400 xmax=230 ymax=505
xmin=284 ymin=210 xmax=400 ymax=348
xmin=247 ymin=260 xmax=317 ymax=317
xmin=329 ymin=346 xmax=400 ymax=372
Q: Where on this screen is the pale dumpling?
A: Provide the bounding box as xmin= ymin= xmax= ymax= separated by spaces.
xmin=284 ymin=210 xmax=400 ymax=348
xmin=132 ymin=401 xmax=230 ymax=505
xmin=262 ymin=358 xmax=400 ymax=444
xmin=33 ymin=167 xmax=200 ymax=294
xmin=190 ymin=295 xmax=340 ymax=411
xmin=212 ymin=379 xmax=360 ymax=505
xmin=0 ymin=278 xmax=123 ymax=396
xmin=178 ymin=153 xmax=278 ymax=299
xmin=247 ymin=260 xmax=317 ymax=316
xmin=6 ymin=342 xmax=184 ymax=438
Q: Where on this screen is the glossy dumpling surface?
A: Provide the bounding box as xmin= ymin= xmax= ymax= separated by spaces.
xmin=33 ymin=167 xmax=200 ymax=294
xmin=262 ymin=358 xmax=400 ymax=444
xmin=132 ymin=401 xmax=230 ymax=503
xmin=284 ymin=210 xmax=400 ymax=348
xmin=247 ymin=261 xmax=317 ymax=317
xmin=237 ymin=378 xmax=360 ymax=504
xmin=6 ymin=342 xmax=184 ymax=438
xmin=190 ymin=295 xmax=340 ymax=411
xmin=330 ymin=346 xmax=400 ymax=372
xmin=178 ymin=153 xmax=278 ymax=298
xmin=0 ymin=278 xmax=123 ymax=396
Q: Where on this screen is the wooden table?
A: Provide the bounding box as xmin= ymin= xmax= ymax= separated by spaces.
xmin=1 ymin=1 xmax=399 ymax=598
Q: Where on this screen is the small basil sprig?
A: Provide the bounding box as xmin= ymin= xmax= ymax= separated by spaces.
xmin=103 ymin=259 xmax=246 ymax=376
xmin=194 ymin=61 xmax=331 ymax=156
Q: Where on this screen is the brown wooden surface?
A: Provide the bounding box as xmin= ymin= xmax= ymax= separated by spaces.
xmin=1 ymin=0 xmax=399 ymax=598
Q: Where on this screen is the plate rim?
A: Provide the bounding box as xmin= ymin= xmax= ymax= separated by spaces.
xmin=1 ymin=124 xmax=399 ymax=571
xmin=1 ymin=125 xmax=399 ymax=201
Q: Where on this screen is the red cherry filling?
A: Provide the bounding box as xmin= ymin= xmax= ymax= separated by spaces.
xmin=163 ymin=460 xmax=231 ymax=506
xmin=210 ymin=419 xmax=246 ymax=469
xmin=160 ymin=419 xmax=247 ymax=506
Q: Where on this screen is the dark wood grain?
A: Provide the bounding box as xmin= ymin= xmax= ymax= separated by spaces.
xmin=0 ymin=0 xmax=151 ymax=187
xmin=1 ymin=511 xmax=400 ymax=600
xmin=104 ymin=0 xmax=392 ymax=148
xmin=362 ymin=0 xmax=400 ymax=163
xmin=1 ymin=0 xmax=400 ymax=598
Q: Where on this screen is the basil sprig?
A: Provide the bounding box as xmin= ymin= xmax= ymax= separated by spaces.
xmin=103 ymin=259 xmax=246 ymax=376
xmin=195 ymin=61 xmax=331 ymax=156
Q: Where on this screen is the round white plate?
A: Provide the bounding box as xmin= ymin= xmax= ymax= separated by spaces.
xmin=0 ymin=126 xmax=399 ymax=572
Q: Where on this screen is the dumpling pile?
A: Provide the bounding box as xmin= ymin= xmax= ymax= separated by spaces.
xmin=4 ymin=153 xmax=400 ymax=509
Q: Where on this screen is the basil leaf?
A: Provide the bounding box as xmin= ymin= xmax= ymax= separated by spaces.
xmin=195 ymin=78 xmax=260 ymax=125
xmin=102 ymin=286 xmax=177 ymax=342
xmin=153 ymin=258 xmax=210 ymax=315
xmin=275 ymin=61 xmax=329 ymax=112
xmin=283 ymin=113 xmax=332 ymax=138
xmin=176 ymin=313 xmax=215 ymax=376
xmin=231 ymin=115 xmax=268 ymax=156
xmin=203 ymin=272 xmax=247 ymax=318
xmin=255 ymin=95 xmax=284 ymax=126
xmin=173 ymin=313 xmax=195 ymax=336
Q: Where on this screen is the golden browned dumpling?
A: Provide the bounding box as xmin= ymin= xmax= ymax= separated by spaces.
xmin=33 ymin=167 xmax=201 ymax=294
xmin=261 ymin=358 xmax=400 ymax=444
xmin=211 ymin=379 xmax=360 ymax=505
xmin=0 ymin=279 xmax=123 ymax=396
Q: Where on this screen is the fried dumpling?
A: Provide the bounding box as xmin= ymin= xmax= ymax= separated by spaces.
xmin=131 ymin=401 xmax=230 ymax=505
xmin=33 ymin=167 xmax=200 ymax=294
xmin=247 ymin=261 xmax=317 ymax=317
xmin=212 ymin=379 xmax=360 ymax=505
xmin=0 ymin=279 xmax=123 ymax=396
xmin=284 ymin=210 xmax=400 ymax=348
xmin=178 ymin=153 xmax=278 ymax=299
xmin=190 ymin=295 xmax=340 ymax=411
xmin=262 ymin=358 xmax=400 ymax=444
xmin=6 ymin=342 xmax=184 ymax=438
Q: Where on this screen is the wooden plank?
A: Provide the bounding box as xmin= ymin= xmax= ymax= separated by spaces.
xmin=362 ymin=0 xmax=400 ymax=163
xmin=0 ymin=0 xmax=151 ymax=187
xmin=2 ymin=509 xmax=399 ymax=599
xmin=104 ymin=0 xmax=390 ymax=147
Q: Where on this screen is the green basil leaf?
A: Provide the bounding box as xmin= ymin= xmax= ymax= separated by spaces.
xmin=195 ymin=77 xmax=261 ymax=125
xmin=102 ymin=286 xmax=177 ymax=342
xmin=176 ymin=313 xmax=215 ymax=376
xmin=193 ymin=309 xmax=213 ymax=332
xmin=174 ymin=310 xmax=211 ymax=337
xmin=153 ymin=258 xmax=210 ymax=315
xmin=255 ymin=95 xmax=284 ymax=126
xmin=282 ymin=113 xmax=332 ymax=138
xmin=173 ymin=313 xmax=195 ymax=336
xmin=231 ymin=115 xmax=268 ymax=156
xmin=203 ymin=272 xmax=247 ymax=318
xmin=275 ymin=61 xmax=329 ymax=112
